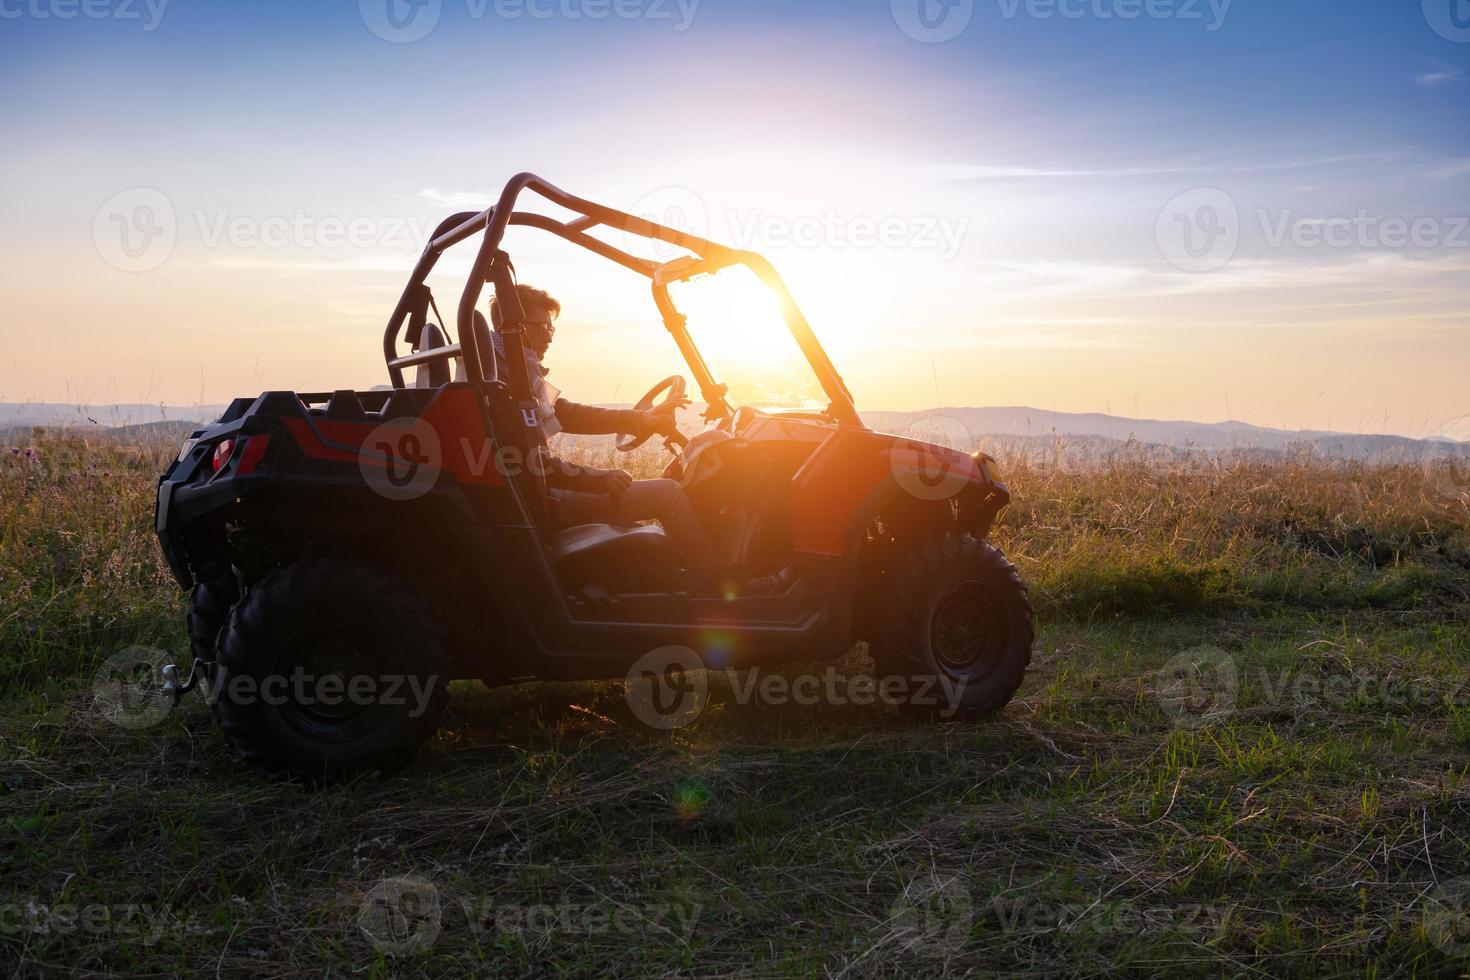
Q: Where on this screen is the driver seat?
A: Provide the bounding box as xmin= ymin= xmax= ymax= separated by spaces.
xmin=468 ymin=313 xmax=684 ymax=593
xmin=549 ymin=523 xmax=682 ymax=593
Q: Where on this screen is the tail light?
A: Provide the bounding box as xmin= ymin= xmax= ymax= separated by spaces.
xmin=211 ymin=439 xmax=236 ymax=472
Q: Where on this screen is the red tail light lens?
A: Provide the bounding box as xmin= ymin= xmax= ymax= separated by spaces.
xmin=211 ymin=439 xmax=236 ymax=473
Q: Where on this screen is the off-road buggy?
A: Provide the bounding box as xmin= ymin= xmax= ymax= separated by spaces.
xmin=155 ymin=173 xmax=1034 ymax=779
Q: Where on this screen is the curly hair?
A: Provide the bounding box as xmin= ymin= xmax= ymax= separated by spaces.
xmin=489 ymin=284 xmax=561 ymax=330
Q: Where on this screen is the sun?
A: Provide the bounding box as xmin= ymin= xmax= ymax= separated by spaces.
xmin=670 ymin=266 xmax=826 ymax=411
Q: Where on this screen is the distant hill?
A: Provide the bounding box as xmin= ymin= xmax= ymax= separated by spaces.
xmin=862 ymin=407 xmax=1470 ymax=463
xmin=0 ymin=403 xmax=224 ymax=429
xmin=2 ymin=401 xmax=1465 ymax=463
xmin=0 ymin=420 xmax=200 ymax=447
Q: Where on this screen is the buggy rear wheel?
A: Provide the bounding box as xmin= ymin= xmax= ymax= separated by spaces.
xmin=870 ymin=533 xmax=1033 ymax=718
xmin=187 ymin=573 xmax=238 ymax=695
xmin=210 ymin=560 xmax=449 ymax=781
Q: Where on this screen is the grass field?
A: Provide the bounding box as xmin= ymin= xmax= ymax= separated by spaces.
xmin=3 ymin=429 xmax=1469 ymax=977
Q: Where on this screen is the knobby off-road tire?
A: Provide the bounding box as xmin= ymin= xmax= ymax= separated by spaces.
xmin=187 ymin=573 xmax=238 ymax=694
xmin=871 ymin=533 xmax=1034 ymax=719
xmin=211 ymin=560 xmax=449 ymax=782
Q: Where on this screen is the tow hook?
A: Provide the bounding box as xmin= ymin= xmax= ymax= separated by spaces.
xmin=161 ymin=659 xmax=203 ymax=705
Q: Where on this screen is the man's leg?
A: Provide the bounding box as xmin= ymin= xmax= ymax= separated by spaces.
xmin=611 ymin=479 xmax=721 ymax=576
xmin=550 ymin=489 xmax=616 ymax=528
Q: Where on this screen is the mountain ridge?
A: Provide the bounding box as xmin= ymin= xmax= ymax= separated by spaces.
xmin=2 ymin=401 xmax=1464 ymax=461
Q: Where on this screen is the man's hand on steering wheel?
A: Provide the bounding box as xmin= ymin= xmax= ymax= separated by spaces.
xmin=616 ymin=376 xmax=690 ymax=453
xmin=638 ymin=394 xmax=690 ymax=438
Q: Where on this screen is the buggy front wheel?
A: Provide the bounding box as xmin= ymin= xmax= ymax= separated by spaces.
xmin=869 ymin=534 xmax=1033 ymax=719
xmin=209 ymin=560 xmax=449 ymax=781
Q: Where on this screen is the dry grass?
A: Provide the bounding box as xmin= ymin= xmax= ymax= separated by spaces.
xmin=2 ymin=427 xmax=1469 ymax=977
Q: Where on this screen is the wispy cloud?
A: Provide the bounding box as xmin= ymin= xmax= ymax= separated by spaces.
xmin=419 ymin=188 xmax=494 ymax=209
xmin=1152 ymin=252 xmax=1470 ymax=297
xmin=1416 ymin=64 xmax=1464 ymax=88
xmin=925 ymin=154 xmax=1399 ymax=183
xmin=1429 ymin=158 xmax=1470 ymax=180
xmin=204 ymin=255 xmax=414 ymax=274
xmin=970 ymin=258 xmax=1144 ymax=296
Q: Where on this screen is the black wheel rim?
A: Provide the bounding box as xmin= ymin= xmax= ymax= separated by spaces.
xmin=270 ymin=628 xmax=396 ymax=743
xmin=930 ymin=583 xmax=1007 ymax=679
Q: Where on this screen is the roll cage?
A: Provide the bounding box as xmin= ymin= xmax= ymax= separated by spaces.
xmin=382 ymin=172 xmax=860 ymax=426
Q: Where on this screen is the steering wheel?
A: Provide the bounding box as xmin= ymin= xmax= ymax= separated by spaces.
xmin=616 ymin=375 xmax=688 ymax=453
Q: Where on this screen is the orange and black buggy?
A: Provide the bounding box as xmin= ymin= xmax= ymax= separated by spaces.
xmin=155 ymin=173 xmax=1034 ymax=780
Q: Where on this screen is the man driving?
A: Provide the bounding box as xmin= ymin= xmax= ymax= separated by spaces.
xmin=488 ymin=284 xmax=750 ymax=594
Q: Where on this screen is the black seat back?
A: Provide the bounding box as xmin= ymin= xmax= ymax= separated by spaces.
xmin=414 ymin=323 xmax=452 ymax=388
xmin=454 ymin=312 xmax=496 ymax=383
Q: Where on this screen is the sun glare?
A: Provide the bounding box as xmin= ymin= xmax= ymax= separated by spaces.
xmin=671 ymin=267 xmax=825 ymax=412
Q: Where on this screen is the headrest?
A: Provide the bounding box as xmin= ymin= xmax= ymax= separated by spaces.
xmin=455 ymin=312 xmax=498 ymax=383
xmin=414 ymin=322 xmax=451 ymax=389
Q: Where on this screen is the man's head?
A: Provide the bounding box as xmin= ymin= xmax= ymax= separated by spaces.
xmin=490 ymin=284 xmax=561 ymax=358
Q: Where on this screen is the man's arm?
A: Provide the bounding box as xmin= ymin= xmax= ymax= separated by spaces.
xmin=538 ymin=447 xmax=630 ymax=496
xmin=553 ymin=398 xmax=644 ymax=436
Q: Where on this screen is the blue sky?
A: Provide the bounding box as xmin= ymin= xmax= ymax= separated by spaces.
xmin=1 ymin=0 xmax=1467 ymax=434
